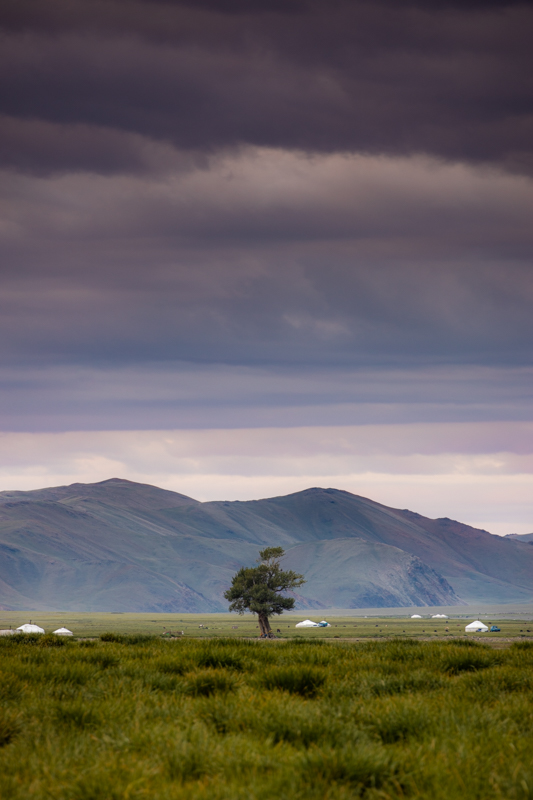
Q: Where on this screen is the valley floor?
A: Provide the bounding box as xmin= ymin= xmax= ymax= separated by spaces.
xmin=1 ymin=609 xmax=533 ymax=640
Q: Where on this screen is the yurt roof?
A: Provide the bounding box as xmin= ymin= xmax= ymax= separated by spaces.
xmin=16 ymin=623 xmax=45 ymax=634
xmin=465 ymin=620 xmax=488 ymax=630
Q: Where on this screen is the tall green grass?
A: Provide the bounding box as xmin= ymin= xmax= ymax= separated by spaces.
xmin=0 ymin=636 xmax=531 ymax=799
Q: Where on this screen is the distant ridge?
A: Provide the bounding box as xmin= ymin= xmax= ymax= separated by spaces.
xmin=0 ymin=477 xmax=198 ymax=510
xmin=1 ymin=479 xmax=532 ymax=611
xmin=505 ymin=532 xmax=533 ymax=543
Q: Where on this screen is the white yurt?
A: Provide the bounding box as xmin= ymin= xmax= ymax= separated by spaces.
xmin=465 ymin=620 xmax=488 ymax=633
xmin=295 ymin=619 xmax=320 ymax=628
xmin=53 ymin=627 xmax=73 ymax=636
xmin=16 ymin=623 xmax=45 ymax=634
xmin=432 ymin=614 xmax=448 ymax=618
xmin=410 ymin=614 xmax=422 ymax=619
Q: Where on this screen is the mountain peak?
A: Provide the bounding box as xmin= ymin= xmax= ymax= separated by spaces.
xmin=1 ymin=478 xmax=532 ymax=611
xmin=0 ymin=477 xmax=199 ymax=511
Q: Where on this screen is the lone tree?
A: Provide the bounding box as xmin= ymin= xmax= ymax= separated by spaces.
xmin=224 ymin=547 xmax=305 ymax=638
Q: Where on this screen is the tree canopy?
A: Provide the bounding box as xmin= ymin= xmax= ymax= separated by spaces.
xmin=224 ymin=547 xmax=305 ymax=637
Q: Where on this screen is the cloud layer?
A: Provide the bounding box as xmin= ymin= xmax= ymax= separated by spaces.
xmin=1 ymin=1 xmax=532 ymax=530
xmin=2 ymin=0 xmax=532 ymax=173
xmin=1 ymin=362 xmax=533 ymax=432
xmin=1 ymin=149 xmax=532 ymax=372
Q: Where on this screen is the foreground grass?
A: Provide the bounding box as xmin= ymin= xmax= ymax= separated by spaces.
xmin=0 ymin=635 xmax=532 ymax=799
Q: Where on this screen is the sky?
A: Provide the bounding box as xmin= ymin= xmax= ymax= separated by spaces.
xmin=1 ymin=0 xmax=532 ymax=533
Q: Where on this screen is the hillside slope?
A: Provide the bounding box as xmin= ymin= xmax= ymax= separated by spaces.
xmin=208 ymin=488 xmax=533 ymax=604
xmin=0 ymin=479 xmax=531 ymax=611
xmin=282 ymin=539 xmax=460 ymax=608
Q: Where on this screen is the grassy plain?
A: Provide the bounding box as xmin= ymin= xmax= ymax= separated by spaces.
xmin=0 ymin=633 xmax=532 ymax=799
xmin=1 ymin=611 xmax=533 ymax=640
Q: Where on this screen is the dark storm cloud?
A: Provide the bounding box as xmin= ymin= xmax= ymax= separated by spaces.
xmin=0 ymin=116 xmax=194 ymax=176
xmin=0 ymin=150 xmax=532 ymax=371
xmin=0 ymin=0 xmax=532 ymax=434
xmin=1 ymin=0 xmax=532 ymax=174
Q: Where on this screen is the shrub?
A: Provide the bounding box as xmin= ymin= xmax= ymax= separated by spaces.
xmin=363 ymin=702 xmax=431 ymax=743
xmin=39 ymin=662 xmax=96 ymax=686
xmin=69 ymin=771 xmax=129 ymax=800
xmin=460 ymin=667 xmax=532 ymax=694
xmin=441 ymin=650 xmax=500 ymax=675
xmin=511 ymin=640 xmax=533 ymax=651
xmin=369 ymin=671 xmax=443 ymax=696
xmin=302 ymin=743 xmax=398 ymax=790
xmin=154 ymin=657 xmax=187 ymax=675
xmin=100 ymin=632 xmax=155 ymax=645
xmin=38 ymin=633 xmax=67 ymax=648
xmin=183 ymin=669 xmax=237 ymax=697
xmin=99 ymin=632 xmax=124 ymax=643
xmin=263 ymin=706 xmax=349 ymax=748
xmin=284 ymin=638 xmax=325 ymax=646
xmin=165 ymin=731 xmax=216 ymax=782
xmin=144 ymin=672 xmax=182 ymax=692
xmin=0 ymin=711 xmax=21 ymax=747
xmin=0 ymin=673 xmax=24 ymax=701
xmin=440 ymin=638 xmax=483 ymax=648
xmin=0 ymin=633 xmax=42 ymax=647
xmin=121 ymin=634 xmax=156 ymax=645
xmin=379 ymin=640 xmax=424 ymax=663
xmin=84 ymin=652 xmax=120 ymax=669
xmin=54 ymin=700 xmax=103 ymax=730
xmin=258 ymin=666 xmax=326 ymax=697
xmin=196 ymin=651 xmax=243 ymax=671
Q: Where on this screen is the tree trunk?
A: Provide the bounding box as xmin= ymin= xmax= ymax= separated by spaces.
xmin=258 ymin=612 xmax=273 ymax=638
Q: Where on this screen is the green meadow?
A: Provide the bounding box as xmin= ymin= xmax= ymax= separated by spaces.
xmin=0 ymin=632 xmax=532 ymax=799
xmin=2 ymin=611 xmax=533 ymax=639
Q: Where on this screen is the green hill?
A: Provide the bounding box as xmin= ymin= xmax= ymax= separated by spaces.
xmin=0 ymin=478 xmax=532 ymax=611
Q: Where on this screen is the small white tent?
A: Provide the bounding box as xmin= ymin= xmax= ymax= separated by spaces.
xmin=295 ymin=619 xmax=320 ymax=628
xmin=465 ymin=620 xmax=488 ymax=633
xmin=53 ymin=627 xmax=73 ymax=636
xmin=410 ymin=614 xmax=422 ymax=619
xmin=432 ymin=614 xmax=448 ymax=618
xmin=16 ymin=623 xmax=45 ymax=634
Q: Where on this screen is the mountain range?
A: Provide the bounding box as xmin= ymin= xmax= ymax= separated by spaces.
xmin=1 ymin=478 xmax=532 ymax=612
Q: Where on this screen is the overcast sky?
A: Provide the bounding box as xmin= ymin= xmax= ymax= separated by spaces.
xmin=1 ymin=0 xmax=532 ymax=533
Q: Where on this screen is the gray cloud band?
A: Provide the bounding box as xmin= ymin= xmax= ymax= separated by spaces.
xmin=0 ymin=151 xmax=531 ymax=371
xmin=0 ymin=0 xmax=532 ymax=433
xmin=0 ymin=364 xmax=532 ymax=432
xmin=0 ymin=0 xmax=532 ymax=175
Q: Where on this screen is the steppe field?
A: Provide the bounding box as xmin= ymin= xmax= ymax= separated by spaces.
xmin=0 ymin=613 xmax=532 ymax=799
xmin=2 ymin=609 xmax=533 ymax=639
